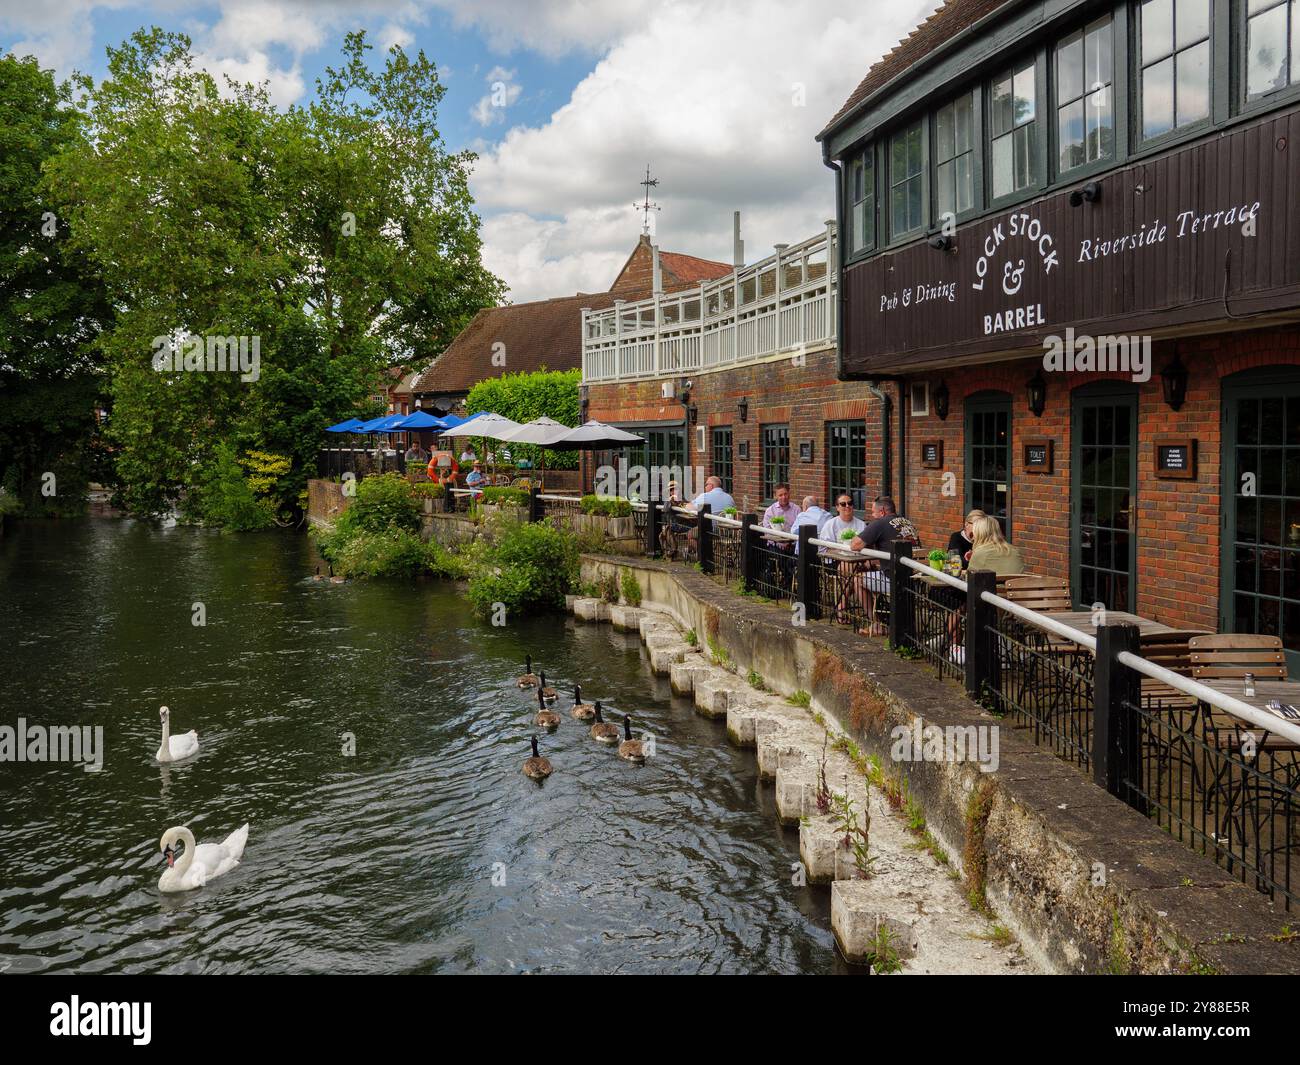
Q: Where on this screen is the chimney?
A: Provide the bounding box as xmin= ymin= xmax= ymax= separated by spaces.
xmin=652 ymin=244 xmax=663 ymax=296
xmin=732 ymin=210 xmax=744 ymax=268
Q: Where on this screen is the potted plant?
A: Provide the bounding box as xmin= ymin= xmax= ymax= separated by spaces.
xmin=722 ymin=505 xmax=738 ymax=517
xmin=840 ymin=528 xmax=857 ymax=543
xmin=770 ymin=515 xmax=785 ymax=528
xmin=927 ymin=548 xmax=947 ymax=571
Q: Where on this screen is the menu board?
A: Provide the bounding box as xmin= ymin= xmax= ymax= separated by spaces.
xmin=920 ymin=441 xmax=943 ymax=469
xmin=1023 ymin=438 xmax=1053 ymax=474
xmin=1154 ymin=436 xmax=1196 ymax=480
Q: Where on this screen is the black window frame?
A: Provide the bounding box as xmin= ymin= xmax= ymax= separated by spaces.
xmin=711 ymin=426 xmax=734 ymax=495
xmin=827 ymin=421 xmax=868 ymax=512
xmin=845 ymin=145 xmax=877 ymax=258
xmin=761 ymin=424 xmax=790 ymax=504
xmin=887 ymin=118 xmax=927 ymax=241
xmin=987 ymin=52 xmax=1047 ymax=206
xmin=1239 ymin=0 xmax=1300 ymax=108
xmin=1055 ymin=13 xmax=1120 ymax=177
xmin=1136 ymin=0 xmax=1214 ymax=146
xmin=932 ymin=87 xmax=981 ymax=225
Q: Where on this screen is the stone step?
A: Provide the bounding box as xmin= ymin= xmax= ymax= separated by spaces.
xmin=648 ymin=642 xmax=692 ymax=674
xmin=670 ymin=659 xmax=714 ymax=695
xmin=609 ymin=605 xmax=646 ymax=631
xmin=774 ymin=764 xmax=818 ymax=825
xmin=831 ymin=879 xmax=921 ymax=970
xmin=574 ymin=597 xmax=610 ymax=622
xmin=693 ymin=672 xmax=747 ymax=720
xmin=799 ymin=816 xmax=870 ymax=884
xmin=638 ymin=613 xmax=676 ymax=640
xmin=755 ymin=720 xmax=824 ymax=780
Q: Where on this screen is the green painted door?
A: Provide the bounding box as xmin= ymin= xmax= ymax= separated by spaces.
xmin=1221 ymin=371 xmax=1300 ymax=675
xmin=964 ymin=392 xmax=1012 ymax=534
xmin=1071 ymin=385 xmax=1138 ymax=611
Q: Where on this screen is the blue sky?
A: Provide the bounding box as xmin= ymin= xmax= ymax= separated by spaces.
xmin=1 ymin=0 xmax=939 ymax=301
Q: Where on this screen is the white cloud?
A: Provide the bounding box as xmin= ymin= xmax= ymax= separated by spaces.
xmin=471 ymin=64 xmax=522 ymax=126
xmin=472 ymin=0 xmax=941 ymax=302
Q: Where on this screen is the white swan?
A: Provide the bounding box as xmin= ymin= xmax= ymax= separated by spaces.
xmin=158 ymin=824 xmax=249 ymax=893
xmin=155 ymin=705 xmax=199 ymax=763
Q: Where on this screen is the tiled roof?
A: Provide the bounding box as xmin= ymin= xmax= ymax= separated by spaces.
xmin=410 ymin=291 xmax=619 ymax=395
xmin=660 ymin=249 xmax=733 ymax=284
xmin=819 ymin=0 xmax=1012 ymax=141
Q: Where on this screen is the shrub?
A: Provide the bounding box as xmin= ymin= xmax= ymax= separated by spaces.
xmin=580 ymin=494 xmax=632 ymax=517
xmin=413 ymin=482 xmax=445 ymax=499
xmin=465 ymin=519 xmax=579 ymax=617
xmin=194 ymin=442 xmax=277 ymax=531
xmin=343 ymin=473 xmax=421 ymax=534
xmin=599 ymin=570 xmax=620 ymax=604
xmin=620 ymin=569 xmax=642 ymax=607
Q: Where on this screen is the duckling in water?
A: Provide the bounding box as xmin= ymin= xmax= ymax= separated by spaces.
xmin=539 ymin=672 xmax=557 ymax=705
xmin=589 ymin=702 xmax=619 ymax=745
xmin=522 ymin=735 xmax=552 ymax=780
xmin=517 ymin=655 xmax=538 ymax=688
xmin=618 ymin=715 xmax=646 ymax=764
xmin=570 ymin=684 xmax=594 ymax=722
xmin=534 ymin=686 xmax=561 ymax=731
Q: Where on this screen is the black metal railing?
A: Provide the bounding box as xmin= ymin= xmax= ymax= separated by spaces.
xmin=894 ymin=555 xmax=966 ymax=684
xmin=748 ymin=527 xmax=798 ymax=602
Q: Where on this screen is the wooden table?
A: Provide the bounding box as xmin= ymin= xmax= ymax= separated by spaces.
xmin=1042 ymin=610 xmax=1182 ymax=640
xmin=1201 ymin=679 xmax=1300 ymax=742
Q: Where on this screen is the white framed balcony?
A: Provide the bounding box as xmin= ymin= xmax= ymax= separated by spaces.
xmin=582 ymin=222 xmax=837 ymax=383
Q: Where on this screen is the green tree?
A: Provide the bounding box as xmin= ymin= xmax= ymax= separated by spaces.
xmin=44 ymin=29 xmax=504 ymax=524
xmin=0 ymin=53 xmax=111 ymax=515
xmin=465 ymin=368 xmax=581 ymax=469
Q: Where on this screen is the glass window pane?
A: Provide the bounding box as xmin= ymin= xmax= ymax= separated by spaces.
xmin=891 ymin=132 xmax=907 ymax=176
xmin=908 ymin=177 xmax=921 ymax=231
xmin=1142 ymin=0 xmax=1174 ymax=61
xmin=1177 ymin=0 xmax=1211 ymax=48
xmin=1059 ymin=100 xmax=1085 ymax=171
xmin=936 ymin=159 xmax=954 ymax=218
xmin=937 ymin=103 xmax=955 ymax=161
xmin=955 ymin=153 xmax=973 ymax=213
xmin=1013 ymin=62 xmax=1036 ymax=124
xmin=1247 ymin=5 xmax=1291 ymax=97
xmin=954 ymin=93 xmax=973 ymax=153
xmin=992 ymin=133 xmax=1013 ymax=198
xmin=1086 ymin=17 xmax=1114 ymax=87
xmin=1143 ymin=57 xmax=1175 ymax=139
xmin=891 ymin=184 xmax=906 ymax=236
xmin=1015 ymin=123 xmax=1036 ymax=189
xmin=1177 ymin=40 xmax=1210 ymax=126
xmin=907 ymin=122 xmax=922 ymax=172
xmin=1057 ymin=32 xmax=1083 ymax=101
xmin=991 ymin=73 xmax=1013 ymax=135
xmin=1293 ymin=0 xmax=1299 ymax=81
xmin=1086 ymin=84 xmax=1114 ymax=161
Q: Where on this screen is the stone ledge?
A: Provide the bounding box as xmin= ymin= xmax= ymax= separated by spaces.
xmin=577 ymin=551 xmax=1300 ymax=975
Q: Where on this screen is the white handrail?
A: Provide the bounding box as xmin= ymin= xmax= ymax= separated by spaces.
xmin=1116 ymin=650 xmax=1300 ymax=746
xmin=706 ymin=514 xmax=743 ymax=529
xmin=808 ymin=537 xmax=890 ymax=561
xmin=898 ymin=553 xmax=968 ymax=591
xmin=749 ymin=524 xmax=797 ymax=541
xmin=537 ymin=494 xmax=581 ymax=502
xmin=979 ymin=589 xmax=1098 ymax=651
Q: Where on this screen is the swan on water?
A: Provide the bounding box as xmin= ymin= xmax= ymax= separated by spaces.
xmin=158 ymin=823 xmax=250 ymax=892
xmin=155 ymin=705 xmax=199 ymax=763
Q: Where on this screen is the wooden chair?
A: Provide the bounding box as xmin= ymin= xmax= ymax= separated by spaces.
xmin=1190 ymin=633 xmax=1290 ymax=749
xmin=1000 ymin=575 xmax=1071 ymax=612
xmin=1140 ymin=630 xmax=1211 ymax=710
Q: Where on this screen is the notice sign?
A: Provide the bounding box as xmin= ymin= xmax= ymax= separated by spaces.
xmin=1155 ymin=435 xmax=1196 ymax=480
xmin=1023 ymin=438 xmax=1053 ymax=474
xmin=920 ymin=441 xmax=943 ymax=469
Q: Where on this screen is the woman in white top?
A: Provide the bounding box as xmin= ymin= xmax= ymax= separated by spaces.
xmin=819 ymin=495 xmax=866 ymax=551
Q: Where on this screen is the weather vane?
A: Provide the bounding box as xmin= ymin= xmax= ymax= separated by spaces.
xmin=634 ymin=164 xmax=660 ymax=235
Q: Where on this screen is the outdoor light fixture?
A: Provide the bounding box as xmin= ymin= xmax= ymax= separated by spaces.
xmin=932 ymin=379 xmax=950 ymax=420
xmin=688 ymin=405 xmax=698 ymax=425
xmin=738 ymin=396 xmax=749 ymax=423
xmin=1069 ymin=181 xmax=1101 ymax=207
xmin=1026 ymin=370 xmax=1047 ymax=417
xmin=1161 ymin=351 xmax=1189 ymax=412
xmin=927 ymin=233 xmax=953 ymax=251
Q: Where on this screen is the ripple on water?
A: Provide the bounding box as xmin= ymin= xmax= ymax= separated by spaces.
xmin=0 ymin=521 xmax=850 ymax=974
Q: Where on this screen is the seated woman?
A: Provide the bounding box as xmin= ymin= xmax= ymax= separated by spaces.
xmin=946 ymin=509 xmax=986 ymax=571
xmin=967 ymin=515 xmax=1025 ymax=575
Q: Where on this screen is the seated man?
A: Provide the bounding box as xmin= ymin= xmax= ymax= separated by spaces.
xmin=852 ymin=496 xmax=921 ymax=636
xmin=689 ymin=475 xmax=736 ymax=514
xmin=659 ymin=480 xmax=692 ymax=559
xmin=792 ymin=495 xmax=831 ymax=555
xmin=465 ymin=460 xmax=486 ymax=496
xmin=759 ymin=483 xmax=800 ymax=587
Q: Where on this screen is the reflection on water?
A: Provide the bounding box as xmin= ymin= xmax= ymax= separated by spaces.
xmin=0 ymin=519 xmax=849 ymax=973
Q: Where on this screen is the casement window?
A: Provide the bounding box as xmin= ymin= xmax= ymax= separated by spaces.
xmin=711 ymin=426 xmax=734 ymax=495
xmin=827 ymin=422 xmax=867 ymax=510
xmin=990 ymin=58 xmax=1039 ymax=198
xmin=761 ymin=424 xmax=790 ymax=502
xmin=888 ymin=120 xmax=925 ymax=238
xmin=1138 ymin=0 xmax=1211 ymax=140
xmin=1056 ymin=15 xmax=1116 ymax=172
xmin=847 ymin=149 xmax=876 ymax=255
xmin=934 ymin=91 xmax=976 ymax=219
xmin=1245 ymin=0 xmax=1298 ymax=99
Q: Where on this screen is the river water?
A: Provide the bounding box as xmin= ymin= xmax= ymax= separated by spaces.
xmin=0 ymin=519 xmax=849 ymax=974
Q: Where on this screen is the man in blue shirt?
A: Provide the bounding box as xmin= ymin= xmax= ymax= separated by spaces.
xmin=792 ymin=495 xmax=831 ymax=555
xmin=689 ymin=475 xmax=736 ymax=514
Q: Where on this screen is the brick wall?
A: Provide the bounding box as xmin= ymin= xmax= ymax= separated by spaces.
xmin=586 ymin=345 xmax=896 ymax=511
xmin=901 ymin=324 xmax=1300 ymax=631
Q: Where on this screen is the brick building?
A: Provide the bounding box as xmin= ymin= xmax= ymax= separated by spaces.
xmin=584 ymin=0 xmax=1300 ymax=666
xmin=411 ymin=235 xmax=731 ymax=413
